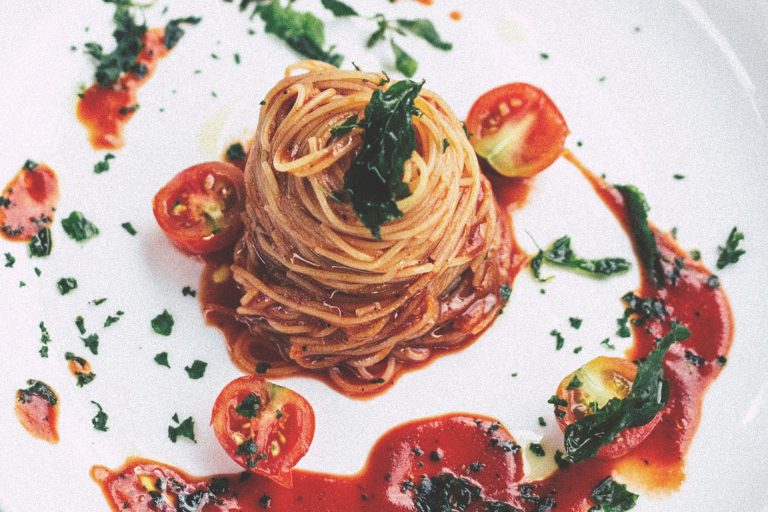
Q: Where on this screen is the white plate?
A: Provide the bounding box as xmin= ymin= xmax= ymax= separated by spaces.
xmin=1 ymin=1 xmax=767 ymax=510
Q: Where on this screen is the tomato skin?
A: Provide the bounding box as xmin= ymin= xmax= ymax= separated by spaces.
xmin=211 ymin=376 xmax=315 ymax=488
xmin=555 ymin=356 xmax=662 ymax=459
xmin=466 ymin=83 xmax=568 ymax=178
xmin=152 ymin=162 xmax=245 ymax=254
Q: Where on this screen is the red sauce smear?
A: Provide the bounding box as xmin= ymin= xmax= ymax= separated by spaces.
xmin=76 ymin=28 xmax=169 ymax=150
xmin=93 ymin=414 xmax=526 ymax=511
xmin=449 ymin=10 xmax=463 ymax=21
xmin=15 ymin=381 xmax=59 ymax=444
xmin=0 ymin=162 xmax=59 ymax=241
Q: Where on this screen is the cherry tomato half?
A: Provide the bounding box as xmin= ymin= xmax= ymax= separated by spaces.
xmin=554 ymin=356 xmax=662 ymax=459
xmin=152 ymin=162 xmax=245 ymax=254
xmin=465 ymin=83 xmax=568 ymax=178
xmin=211 ymin=376 xmax=315 ymax=488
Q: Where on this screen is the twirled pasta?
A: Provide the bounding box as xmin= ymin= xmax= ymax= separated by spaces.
xmin=230 ymin=61 xmax=512 ymax=394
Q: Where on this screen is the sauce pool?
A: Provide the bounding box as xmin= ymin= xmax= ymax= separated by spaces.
xmin=15 ymin=380 xmax=59 ymax=444
xmin=77 ymin=28 xmax=169 ymax=150
xmin=0 ymin=161 xmax=59 ymax=242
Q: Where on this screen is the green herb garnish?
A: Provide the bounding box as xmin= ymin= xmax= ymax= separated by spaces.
xmin=716 ymin=227 xmax=745 ymax=270
xmin=396 ymin=18 xmax=452 ymax=50
xmin=154 ymin=352 xmax=170 ymax=368
xmin=182 ymin=286 xmax=197 ymax=297
xmin=529 ymin=443 xmax=546 ymax=457
xmin=17 ymin=380 xmax=57 ymax=405
xmin=329 ymin=115 xmax=360 ymax=138
xmin=151 ymin=309 xmax=174 ymax=336
xmin=4 ymin=252 xmax=15 ymax=268
xmin=57 ymin=277 xmax=78 ymax=295
xmin=90 ymin=401 xmax=109 ymax=432
xmin=321 ymin=0 xmax=358 ymax=17
xmin=235 ymin=392 xmax=262 ymax=418
xmin=563 ymin=323 xmax=690 ymax=463
xmin=539 ymin=236 xmax=631 ymax=277
xmin=84 ymin=1 xmax=147 ymax=87
xmin=615 ymin=184 xmax=662 ymax=286
xmin=569 ymin=317 xmax=582 ymax=329
xmin=29 ymin=227 xmax=52 ymax=257
xmin=168 ymin=414 xmax=196 ymax=443
xmin=65 ymin=352 xmax=96 ymax=387
xmin=62 ymin=211 xmax=99 ymax=242
xmin=184 ymin=359 xmax=207 ymax=379
xmin=82 ymin=333 xmax=100 ymax=355
xmin=550 ymin=329 xmax=565 ymax=351
xmin=75 ymin=316 xmax=86 ymax=335
xmin=226 ymin=142 xmax=247 ymax=161
xmin=257 ymin=0 xmax=343 ymax=66
xmin=391 ymin=39 xmax=418 ymax=77
xmin=344 ymin=79 xmax=422 ymax=238
xmin=93 ymin=153 xmax=115 ymax=174
xmin=591 ymin=477 xmax=639 ymax=511
xmin=121 ymin=222 xmax=137 ymax=235
xmin=164 ymin=16 xmax=201 ymax=50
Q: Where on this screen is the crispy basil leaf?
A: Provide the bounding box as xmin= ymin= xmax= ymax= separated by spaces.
xmin=391 ymin=39 xmax=418 ymax=77
xmin=615 ymin=184 xmax=662 ymax=286
xmin=563 ymin=323 xmax=690 ymax=463
xmin=591 ymin=477 xmax=638 ymax=511
xmin=396 ymin=18 xmax=452 ymax=50
xmin=716 ymin=227 xmax=745 ymax=269
xmin=344 ymin=80 xmax=422 ymax=238
xmin=321 ymin=0 xmax=358 ymax=17
xmin=541 ymin=236 xmax=630 ymax=277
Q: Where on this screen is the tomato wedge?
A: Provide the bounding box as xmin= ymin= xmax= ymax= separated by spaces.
xmin=465 ymin=83 xmax=568 ymax=178
xmin=554 ymin=356 xmax=662 ymax=459
xmin=152 ymin=162 xmax=245 ymax=254
xmin=211 ymin=376 xmax=315 ymax=488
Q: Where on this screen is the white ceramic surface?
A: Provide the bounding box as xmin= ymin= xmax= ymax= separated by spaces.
xmin=1 ymin=1 xmax=767 ymax=510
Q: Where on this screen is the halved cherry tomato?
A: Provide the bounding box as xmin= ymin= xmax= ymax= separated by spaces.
xmin=211 ymin=376 xmax=315 ymax=488
xmin=152 ymin=162 xmax=245 ymax=254
xmin=554 ymin=356 xmax=662 ymax=459
xmin=465 ymin=83 xmax=568 ymax=178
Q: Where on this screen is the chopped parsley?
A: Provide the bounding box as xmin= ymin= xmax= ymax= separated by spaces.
xmin=151 ymin=309 xmax=174 ymax=336
xmin=182 ymin=286 xmax=197 ymax=297
xmin=536 ymin=236 xmax=631 ymax=277
xmin=4 ymin=252 xmax=15 ymax=268
xmin=690 ymin=249 xmax=701 ymax=261
xmin=17 ymin=380 xmax=57 ymax=405
xmin=82 ymin=333 xmax=100 ymax=355
xmin=61 ymin=211 xmax=99 ymax=242
xmin=90 ymin=401 xmax=109 ymax=432
xmin=65 ymin=352 xmax=96 ymax=387
xmin=75 ymin=316 xmax=87 ymax=335
xmin=562 ymin=323 xmax=690 ymax=463
xmin=39 ymin=321 xmax=52 ymax=358
xmin=590 ymin=477 xmax=639 ymax=511
xmin=601 ymin=338 xmax=616 ymax=350
xmin=154 ymin=352 xmax=170 ymax=368
xmin=716 ymin=227 xmax=745 ymax=270
xmin=121 ymin=222 xmax=137 ymax=235
xmin=184 ymin=359 xmax=207 ymax=379
xmin=569 ymin=317 xmax=582 ymax=329
xmin=550 ymin=329 xmax=565 ymax=351
xmin=90 ymin=297 xmax=107 ymax=305
xmin=529 ymin=443 xmax=546 ymax=457
xmin=168 ymin=414 xmax=196 ymax=443
xmin=29 ymin=227 xmax=52 ymax=257
xmin=57 ymin=277 xmax=78 ymax=295
xmin=442 ymin=138 xmax=450 ymax=152
xmin=673 ymin=174 xmax=685 ymax=180
xmin=615 ymin=184 xmax=662 ymax=286
xmin=226 ymin=142 xmax=247 ymax=162
xmin=499 ymin=284 xmax=512 ymax=303
xmin=104 ymin=311 xmax=123 ymax=327
xmin=567 ymin=374 xmax=582 ymax=390
xmin=93 ymin=153 xmax=115 ymax=174
xmin=538 ymin=416 xmax=547 ymax=427
xmin=84 ymin=1 xmax=147 ymax=87
xmin=539 ymin=52 xmax=550 ymax=60
xmin=164 ymin=16 xmax=202 ymax=49
xmin=615 ymin=317 xmax=631 ymax=338
xmin=235 ymin=392 xmax=262 ymax=418
xmin=344 ymin=79 xmax=423 ymax=238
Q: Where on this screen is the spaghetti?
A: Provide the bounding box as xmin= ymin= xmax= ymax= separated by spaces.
xmin=230 ymin=61 xmax=513 ymax=394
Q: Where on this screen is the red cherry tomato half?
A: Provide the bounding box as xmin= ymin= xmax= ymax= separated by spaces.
xmin=465 ymin=83 xmax=568 ymax=178
xmin=152 ymin=162 xmax=245 ymax=254
xmin=554 ymin=356 xmax=662 ymax=459
xmin=211 ymin=376 xmax=315 ymax=488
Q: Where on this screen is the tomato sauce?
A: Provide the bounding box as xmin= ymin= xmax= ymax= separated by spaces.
xmin=449 ymin=11 xmax=463 ymax=21
xmin=0 ymin=161 xmax=59 ymax=242
xmin=93 ymin=414 xmax=526 ymax=511
xmin=77 ymin=28 xmax=169 ymax=149
xmin=15 ymin=381 xmax=59 ymax=444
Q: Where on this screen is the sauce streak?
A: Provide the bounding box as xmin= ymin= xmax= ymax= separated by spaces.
xmin=0 ymin=162 xmax=59 ymax=242
xmin=93 ymin=414 xmax=525 ymax=511
xmin=101 ymin=152 xmax=734 ymax=510
xmin=15 ymin=380 xmax=59 ymax=444
xmin=77 ymin=28 xmax=169 ymax=149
